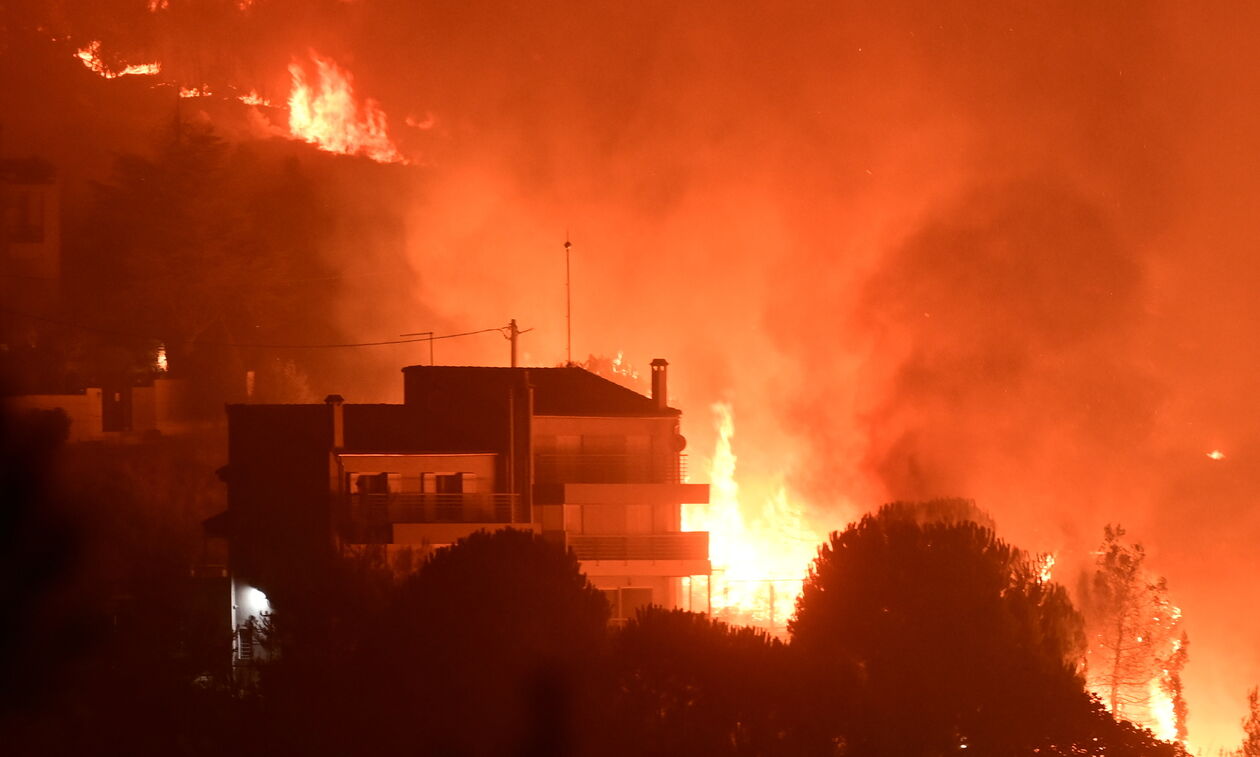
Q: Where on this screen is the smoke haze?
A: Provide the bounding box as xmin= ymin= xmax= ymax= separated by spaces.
xmin=6 ymin=1 xmax=1260 ymax=748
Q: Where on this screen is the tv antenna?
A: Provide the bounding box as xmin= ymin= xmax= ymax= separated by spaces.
xmin=564 ymin=233 xmax=574 ymax=366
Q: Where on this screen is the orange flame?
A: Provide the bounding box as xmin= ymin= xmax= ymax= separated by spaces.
xmin=75 ymin=41 xmax=160 ymax=79
xmin=287 ymin=53 xmax=405 ymax=164
xmin=1087 ymin=604 xmax=1185 ymax=744
xmin=238 ymin=89 xmax=273 ymax=107
xmin=684 ymin=402 xmax=826 ymax=635
xmin=1037 ymin=552 xmax=1056 ymax=583
xmin=1149 ymin=627 xmax=1184 ymax=743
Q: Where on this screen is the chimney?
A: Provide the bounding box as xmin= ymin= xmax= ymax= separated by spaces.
xmin=325 ymin=394 xmax=345 ymax=449
xmin=650 ymin=359 xmax=668 ymax=410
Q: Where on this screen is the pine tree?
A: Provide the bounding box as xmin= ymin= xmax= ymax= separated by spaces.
xmin=1079 ymin=524 xmax=1188 ymax=740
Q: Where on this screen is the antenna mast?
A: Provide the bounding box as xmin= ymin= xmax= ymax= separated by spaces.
xmin=564 ymin=233 xmax=573 ymax=366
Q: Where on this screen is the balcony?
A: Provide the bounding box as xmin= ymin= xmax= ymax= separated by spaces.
xmin=567 ymin=531 xmax=709 ymax=562
xmin=535 ymin=453 xmax=687 ymax=484
xmin=349 ymin=493 xmax=523 ymax=524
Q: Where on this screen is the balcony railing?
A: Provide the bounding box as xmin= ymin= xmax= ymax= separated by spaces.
xmin=535 ymin=453 xmax=687 ymax=484
xmin=349 ymin=493 xmax=523 ymax=524
xmin=567 ymin=531 xmax=709 ymax=562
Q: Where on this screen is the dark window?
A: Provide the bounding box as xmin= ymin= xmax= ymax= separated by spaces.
xmin=435 ymin=473 xmax=463 ymax=493
xmin=355 ymin=472 xmax=390 ymax=494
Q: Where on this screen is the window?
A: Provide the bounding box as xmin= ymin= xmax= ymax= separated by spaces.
xmin=435 ymin=473 xmax=463 ymax=494
xmin=353 ymin=472 xmax=391 ymax=494
xmin=422 ymin=472 xmax=467 ymax=493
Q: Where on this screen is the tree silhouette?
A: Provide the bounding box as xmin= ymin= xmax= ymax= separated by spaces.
xmin=71 ymin=116 xmax=341 ymax=408
xmin=609 ymin=606 xmax=826 ymax=756
xmin=1241 ymin=687 xmax=1260 ymax=757
xmin=790 ymin=499 xmax=1178 ymax=756
xmin=390 ymin=528 xmax=609 ymax=756
xmin=258 ymin=528 xmax=609 ymax=757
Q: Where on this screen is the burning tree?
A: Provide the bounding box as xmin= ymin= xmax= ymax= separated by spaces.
xmin=1078 ymin=524 xmax=1188 ymax=742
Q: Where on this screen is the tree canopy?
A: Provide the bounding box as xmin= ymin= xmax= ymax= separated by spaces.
xmin=69 ymin=116 xmax=342 ymax=407
xmin=790 ymin=499 xmax=1179 ymax=756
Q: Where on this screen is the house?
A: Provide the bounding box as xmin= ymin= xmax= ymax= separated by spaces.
xmin=219 ymin=359 xmax=711 ymax=659
xmin=5 ymin=378 xmax=190 ymax=441
xmin=1 ymin=156 xmax=60 ymax=333
xmin=1 ymin=156 xmax=61 ymax=392
xmin=1 ymin=156 xmax=194 ymax=439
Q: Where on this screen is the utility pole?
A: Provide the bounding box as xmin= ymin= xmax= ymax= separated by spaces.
xmin=399 ymin=330 xmax=435 ymax=364
xmin=509 ymin=319 xmax=519 ymax=367
xmin=564 ymin=234 xmax=573 ymax=366
xmin=504 ymin=319 xmax=533 ymax=367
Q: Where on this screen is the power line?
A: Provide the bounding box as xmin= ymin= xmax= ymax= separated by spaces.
xmin=0 ymin=305 xmax=509 ymax=350
xmin=0 ymin=268 xmax=397 ymax=286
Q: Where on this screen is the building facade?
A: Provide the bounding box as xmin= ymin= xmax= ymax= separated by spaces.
xmin=220 ymin=361 xmax=710 ymax=657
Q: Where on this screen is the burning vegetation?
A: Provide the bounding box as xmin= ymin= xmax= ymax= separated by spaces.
xmin=287 ymin=52 xmax=404 ymax=163
xmin=74 ymin=40 xmax=161 ymax=78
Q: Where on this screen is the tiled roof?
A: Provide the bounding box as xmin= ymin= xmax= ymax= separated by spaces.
xmin=400 ymin=365 xmax=677 ymax=417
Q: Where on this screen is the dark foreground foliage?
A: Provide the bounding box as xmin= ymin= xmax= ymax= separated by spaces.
xmin=1 ymin=423 xmax=1186 ymax=757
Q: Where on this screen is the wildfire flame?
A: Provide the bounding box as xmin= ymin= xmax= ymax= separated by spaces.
xmin=684 ymin=402 xmax=825 ymax=634
xmin=75 ymin=41 xmax=160 ymax=79
xmin=238 ymin=90 xmax=273 ymax=107
xmin=611 ymin=351 xmax=639 ymax=381
xmin=1150 ymin=658 xmax=1179 ymax=742
xmin=71 ymin=42 xmax=403 ymax=165
xmin=1037 ymin=552 xmax=1056 ymax=583
xmin=287 ymin=52 xmax=405 ymax=164
xmin=1206 ymin=449 xmax=1225 ymax=460
xmin=1087 ymin=603 xmax=1185 ymax=744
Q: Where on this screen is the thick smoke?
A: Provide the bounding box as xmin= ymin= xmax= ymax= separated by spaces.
xmin=6 ymin=0 xmax=1260 ymax=748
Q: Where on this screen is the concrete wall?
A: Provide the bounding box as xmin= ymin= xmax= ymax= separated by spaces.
xmin=5 ymin=378 xmax=188 ymax=442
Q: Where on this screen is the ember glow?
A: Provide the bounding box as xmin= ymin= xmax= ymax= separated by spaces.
xmin=74 ymin=41 xmax=160 ymax=79
xmin=287 ymin=52 xmax=404 ymax=164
